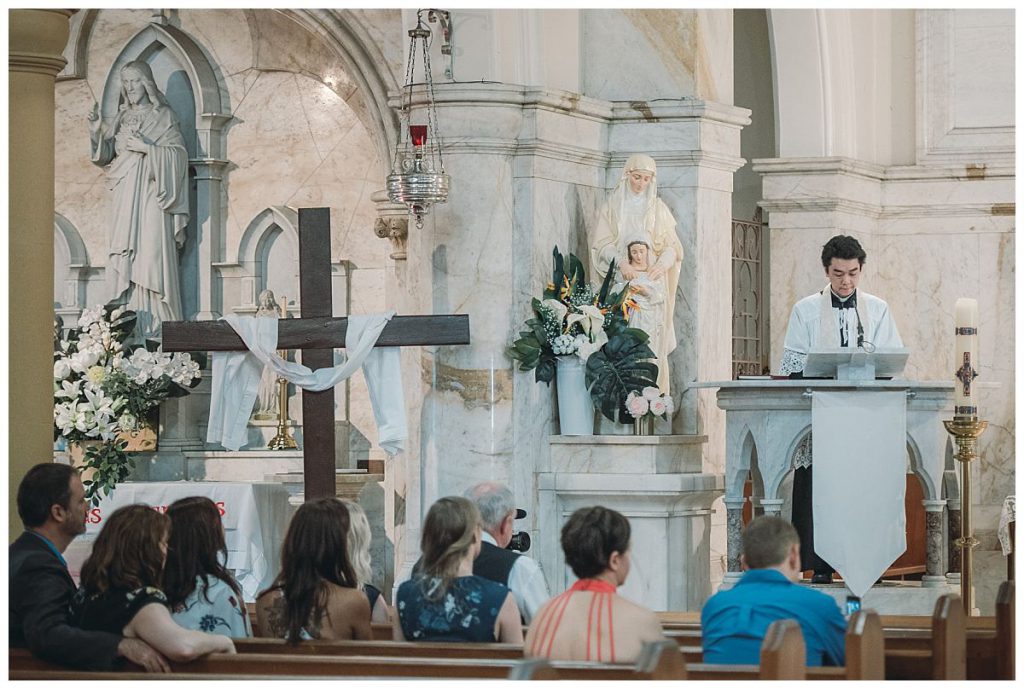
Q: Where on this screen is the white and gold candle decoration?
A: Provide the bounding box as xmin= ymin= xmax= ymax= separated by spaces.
xmin=953 ymin=297 xmax=979 ymax=417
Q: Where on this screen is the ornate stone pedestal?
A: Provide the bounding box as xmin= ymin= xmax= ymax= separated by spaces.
xmin=539 ymin=434 xmax=722 ymax=611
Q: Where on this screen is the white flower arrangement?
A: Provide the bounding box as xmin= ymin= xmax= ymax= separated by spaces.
xmin=53 ymin=305 xmax=203 ymax=503
xmin=625 ymin=386 xmax=674 ymax=421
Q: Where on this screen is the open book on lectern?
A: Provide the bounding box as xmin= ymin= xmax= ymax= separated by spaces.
xmin=802 ymin=348 xmax=910 ymax=381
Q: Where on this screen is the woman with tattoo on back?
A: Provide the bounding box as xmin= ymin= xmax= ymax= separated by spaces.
xmin=254 ymin=498 xmax=371 ymax=642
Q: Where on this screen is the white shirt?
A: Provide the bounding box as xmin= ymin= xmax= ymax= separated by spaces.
xmin=778 ymin=289 xmax=903 ymax=375
xmin=480 ymin=531 xmax=550 ymax=625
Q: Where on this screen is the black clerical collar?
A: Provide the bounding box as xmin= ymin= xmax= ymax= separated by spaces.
xmin=830 ymin=289 xmax=857 ymax=309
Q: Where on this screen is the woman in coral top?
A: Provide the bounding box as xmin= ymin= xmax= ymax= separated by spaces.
xmin=525 ymin=506 xmax=665 ymax=663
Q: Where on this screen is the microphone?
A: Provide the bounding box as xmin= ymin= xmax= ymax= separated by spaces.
xmin=851 ymin=293 xmax=865 ymax=348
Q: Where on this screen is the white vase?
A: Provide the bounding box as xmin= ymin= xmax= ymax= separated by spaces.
xmin=555 ymin=356 xmax=594 ymax=435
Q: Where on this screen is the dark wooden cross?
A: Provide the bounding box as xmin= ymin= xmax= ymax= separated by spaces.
xmin=163 ymin=207 xmax=470 ymax=500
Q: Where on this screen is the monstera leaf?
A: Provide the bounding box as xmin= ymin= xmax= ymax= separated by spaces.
xmin=509 ymin=298 xmax=558 ymax=384
xmin=585 ymin=329 xmax=659 ymax=423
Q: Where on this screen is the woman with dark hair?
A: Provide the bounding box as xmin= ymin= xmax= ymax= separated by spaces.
xmin=524 ymin=506 xmax=664 ymax=662
xmin=394 ymin=496 xmax=522 ymax=643
xmin=163 ymin=496 xmax=251 ymax=637
xmin=71 ymin=504 xmax=235 ymax=661
xmin=255 ymin=498 xmax=371 ymax=642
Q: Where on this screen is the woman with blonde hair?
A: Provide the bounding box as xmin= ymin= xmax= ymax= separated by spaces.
xmin=339 ymin=498 xmax=391 ymax=623
xmin=71 ymin=504 xmax=235 ymax=661
xmin=255 ymin=498 xmax=371 ymax=642
xmin=394 ymin=496 xmax=522 ymax=643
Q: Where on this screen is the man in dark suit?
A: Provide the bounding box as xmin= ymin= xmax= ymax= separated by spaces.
xmin=9 ymin=462 xmax=169 ymax=671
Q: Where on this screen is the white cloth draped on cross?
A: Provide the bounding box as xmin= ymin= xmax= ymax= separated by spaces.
xmin=207 ymin=311 xmax=406 ymax=453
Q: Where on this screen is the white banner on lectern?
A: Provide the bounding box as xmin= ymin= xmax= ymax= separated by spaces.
xmin=812 ymin=390 xmax=907 ymax=597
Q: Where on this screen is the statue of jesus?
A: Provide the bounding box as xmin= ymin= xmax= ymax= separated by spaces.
xmin=89 ymin=60 xmax=189 ymax=340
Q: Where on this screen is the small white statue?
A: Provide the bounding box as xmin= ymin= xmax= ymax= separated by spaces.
xmin=89 ymin=60 xmax=189 ymax=340
xmin=590 ymin=154 xmax=684 ymax=392
xmin=252 ymin=289 xmax=283 ymax=420
xmin=616 ymin=240 xmax=666 ymax=361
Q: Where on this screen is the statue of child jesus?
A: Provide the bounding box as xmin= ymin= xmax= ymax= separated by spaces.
xmin=617 ymin=240 xmax=666 ymax=360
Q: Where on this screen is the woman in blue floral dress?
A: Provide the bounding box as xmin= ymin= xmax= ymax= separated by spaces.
xmin=70 ymin=505 xmax=235 ymax=660
xmin=163 ymin=497 xmax=251 ymax=638
xmin=395 ymin=497 xmax=523 ymax=643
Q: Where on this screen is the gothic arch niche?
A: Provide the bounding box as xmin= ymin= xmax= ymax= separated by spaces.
xmin=54 ymin=214 xmax=90 ymax=319
xmin=237 ymin=207 xmax=300 ymax=308
xmin=97 ymin=20 xmax=230 ymax=320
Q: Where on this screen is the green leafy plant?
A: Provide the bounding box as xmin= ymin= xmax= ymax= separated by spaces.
xmin=509 ymin=247 xmax=631 ymax=384
xmin=510 ymin=246 xmax=660 ymax=424
xmin=585 ymin=329 xmax=660 ymax=423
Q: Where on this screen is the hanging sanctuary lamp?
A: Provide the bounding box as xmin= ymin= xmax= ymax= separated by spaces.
xmin=387 ymin=9 xmax=451 ymax=229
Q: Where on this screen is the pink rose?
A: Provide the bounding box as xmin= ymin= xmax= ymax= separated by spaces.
xmin=649 ymin=398 xmax=668 ymax=417
xmin=626 ymin=392 xmax=649 ymax=418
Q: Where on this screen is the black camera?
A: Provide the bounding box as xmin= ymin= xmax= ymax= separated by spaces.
xmin=507 ymin=531 xmax=531 ymax=553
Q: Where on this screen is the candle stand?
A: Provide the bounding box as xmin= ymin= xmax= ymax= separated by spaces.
xmin=942 ymin=415 xmax=987 ymax=615
xmin=268 ymin=377 xmax=297 ymax=450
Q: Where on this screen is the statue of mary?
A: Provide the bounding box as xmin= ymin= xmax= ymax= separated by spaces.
xmin=589 ymin=154 xmax=684 ymax=392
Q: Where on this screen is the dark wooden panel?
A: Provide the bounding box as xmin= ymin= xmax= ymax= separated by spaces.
xmin=161 ymin=314 xmax=471 ymax=352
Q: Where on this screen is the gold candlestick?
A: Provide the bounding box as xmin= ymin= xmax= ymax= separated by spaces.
xmin=268 ymin=377 xmax=297 ymax=450
xmin=943 ymin=414 xmax=988 ymax=615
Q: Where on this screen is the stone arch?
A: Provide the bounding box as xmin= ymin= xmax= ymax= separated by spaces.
xmin=236 ymin=206 xmax=300 ymax=306
xmin=727 ymin=427 xmax=758 ymax=497
xmin=905 ymin=435 xmax=938 ymax=501
xmin=98 ymin=21 xmax=228 ymax=126
xmin=53 ymin=213 xmax=89 ymax=314
xmin=283 ymin=9 xmax=400 ymax=178
xmin=66 ymin=9 xmax=395 ymax=171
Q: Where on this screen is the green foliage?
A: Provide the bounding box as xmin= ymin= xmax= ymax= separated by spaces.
xmin=81 ymin=440 xmax=131 ymax=506
xmin=509 ymin=298 xmax=559 ymax=385
xmin=507 ymin=247 xmax=659 ymax=415
xmin=585 ymin=329 xmax=660 ymax=423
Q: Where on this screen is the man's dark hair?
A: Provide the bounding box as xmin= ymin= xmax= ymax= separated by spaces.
xmin=821 ymin=235 xmax=866 ymax=268
xmin=17 ymin=463 xmax=76 ymax=528
xmin=741 ymin=516 xmax=800 ymax=569
xmin=561 ymin=506 xmax=630 ymax=579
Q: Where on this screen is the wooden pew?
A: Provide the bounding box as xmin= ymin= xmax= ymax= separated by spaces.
xmin=232 ymin=637 xmax=524 ymax=659
xmin=995 ymin=580 xmax=1015 ymax=680
xmin=681 ymin=618 xmax=806 ymax=680
xmin=884 ymin=593 xmax=965 ymax=680
xmin=684 ymin=611 xmax=882 ymax=681
xmin=508 ymin=640 xmax=684 ymax=680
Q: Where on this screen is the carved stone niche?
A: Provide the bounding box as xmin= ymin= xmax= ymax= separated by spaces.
xmin=371 ymin=189 xmax=409 ymax=260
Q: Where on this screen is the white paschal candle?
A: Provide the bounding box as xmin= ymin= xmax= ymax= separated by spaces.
xmin=953 ymin=297 xmax=979 ymax=416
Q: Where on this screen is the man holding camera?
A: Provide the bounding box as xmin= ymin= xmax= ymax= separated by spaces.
xmin=465 ymin=482 xmax=550 ymax=623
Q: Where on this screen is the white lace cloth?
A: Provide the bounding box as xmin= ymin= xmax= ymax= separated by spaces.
xmin=999 ymin=495 xmax=1015 ymax=556
xmin=779 ymin=348 xmax=807 ymax=376
xmin=793 ymin=434 xmax=813 ymax=470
